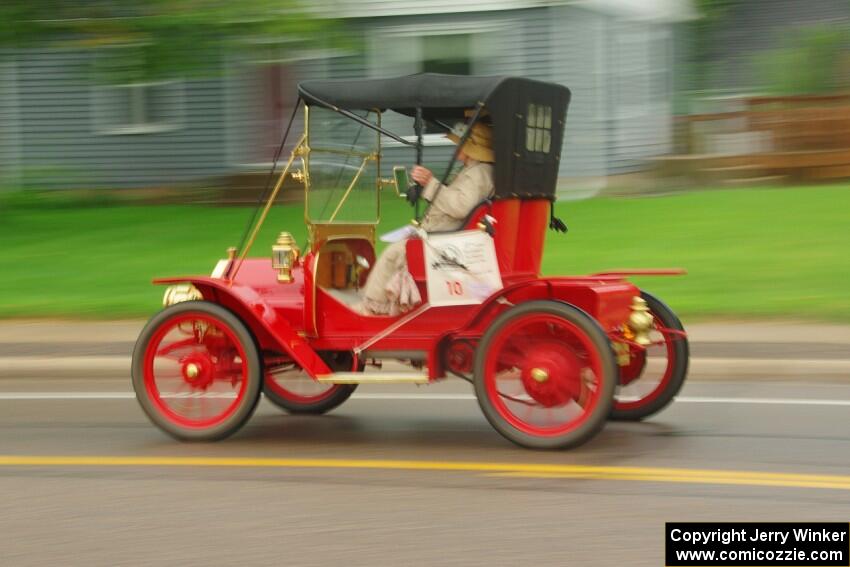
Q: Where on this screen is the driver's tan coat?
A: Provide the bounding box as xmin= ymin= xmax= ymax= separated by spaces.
xmin=361 ymin=160 xmax=494 ymax=314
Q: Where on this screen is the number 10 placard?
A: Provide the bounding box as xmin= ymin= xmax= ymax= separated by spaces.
xmin=423 ymin=230 xmax=504 ymax=307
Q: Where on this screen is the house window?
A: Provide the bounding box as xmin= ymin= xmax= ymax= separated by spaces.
xmin=421 ymin=34 xmax=472 ymax=76
xmin=421 ymin=34 xmax=472 ymax=134
xmin=526 ymin=103 xmax=552 ymax=153
xmin=92 ymin=81 xmax=185 ymax=135
xmin=371 ymin=25 xmax=498 ymax=144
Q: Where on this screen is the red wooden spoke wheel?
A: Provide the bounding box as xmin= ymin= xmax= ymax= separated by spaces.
xmin=132 ymin=302 xmax=262 ymax=441
xmin=611 ymin=291 xmax=689 ymax=421
xmin=264 ymin=351 xmax=357 ymax=414
xmin=474 ymin=301 xmax=617 ymax=450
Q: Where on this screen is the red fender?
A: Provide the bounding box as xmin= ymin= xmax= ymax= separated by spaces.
xmin=465 ymin=275 xmax=639 ymax=333
xmin=428 ymin=275 xmax=640 ymax=379
xmin=153 ymin=276 xmax=332 ymax=377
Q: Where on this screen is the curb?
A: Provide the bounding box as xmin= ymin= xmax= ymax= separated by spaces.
xmin=0 ymin=357 xmax=130 ymax=379
xmin=690 ymin=358 xmax=850 ymax=380
xmin=0 ymin=356 xmax=848 ymax=381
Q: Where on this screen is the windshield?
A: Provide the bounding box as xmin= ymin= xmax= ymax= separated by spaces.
xmin=305 ymin=107 xmax=380 ymax=224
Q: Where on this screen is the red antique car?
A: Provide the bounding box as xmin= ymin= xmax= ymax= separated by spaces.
xmin=131 ymin=74 xmax=689 ymax=449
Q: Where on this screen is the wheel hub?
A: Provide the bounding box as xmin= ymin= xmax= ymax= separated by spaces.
xmin=182 ymin=355 xmax=214 ymax=388
xmin=446 ymin=340 xmax=475 ymax=375
xmin=530 ymin=368 xmax=549 ymax=383
xmin=520 ymin=341 xmax=582 ymax=407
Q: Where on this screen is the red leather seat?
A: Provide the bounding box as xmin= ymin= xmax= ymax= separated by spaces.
xmin=406 ymin=198 xmax=551 ymax=286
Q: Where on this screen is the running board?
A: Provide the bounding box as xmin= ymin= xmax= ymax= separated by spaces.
xmin=316 ymin=372 xmax=429 ymax=384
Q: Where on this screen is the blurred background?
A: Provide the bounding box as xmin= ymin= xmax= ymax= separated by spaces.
xmin=1 ymin=7 xmax=849 ymax=562
xmin=1 ymin=0 xmax=849 ymax=319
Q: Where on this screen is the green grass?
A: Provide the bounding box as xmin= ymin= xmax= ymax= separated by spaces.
xmin=1 ymin=185 xmax=849 ymax=321
xmin=544 ymin=186 xmax=850 ymax=321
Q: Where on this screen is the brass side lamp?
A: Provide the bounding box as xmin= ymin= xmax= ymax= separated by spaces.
xmin=272 ymin=232 xmax=300 ymax=283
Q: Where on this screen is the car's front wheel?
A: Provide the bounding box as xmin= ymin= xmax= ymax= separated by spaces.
xmin=132 ymin=301 xmax=263 ymax=441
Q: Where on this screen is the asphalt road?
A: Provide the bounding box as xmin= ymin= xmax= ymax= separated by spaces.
xmin=0 ymin=376 xmax=848 ymax=567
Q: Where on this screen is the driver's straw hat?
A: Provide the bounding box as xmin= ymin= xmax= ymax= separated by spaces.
xmin=447 ymin=122 xmax=495 ymax=163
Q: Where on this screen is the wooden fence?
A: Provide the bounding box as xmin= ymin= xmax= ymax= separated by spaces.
xmin=662 ymin=94 xmax=850 ymax=184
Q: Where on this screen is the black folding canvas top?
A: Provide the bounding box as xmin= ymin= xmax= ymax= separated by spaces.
xmin=298 ymin=73 xmax=572 ymax=199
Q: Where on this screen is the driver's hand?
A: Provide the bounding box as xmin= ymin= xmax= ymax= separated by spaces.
xmin=410 ymin=166 xmax=433 ymax=186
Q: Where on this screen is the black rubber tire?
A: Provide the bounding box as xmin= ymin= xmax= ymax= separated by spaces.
xmin=131 ymin=301 xmax=263 ymax=441
xmin=473 ymin=300 xmax=618 ymax=450
xmin=610 ymin=291 xmax=689 ymax=421
xmin=264 ymin=351 xmax=358 ymax=415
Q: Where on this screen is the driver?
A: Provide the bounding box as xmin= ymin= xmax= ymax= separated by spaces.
xmin=360 ymin=121 xmax=495 ymax=315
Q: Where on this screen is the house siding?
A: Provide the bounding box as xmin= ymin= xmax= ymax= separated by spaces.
xmin=548 ymin=5 xmax=608 ymax=180
xmin=293 ymin=7 xmax=618 ymax=186
xmin=3 ymin=1 xmax=682 ymax=191
xmin=222 ymin=57 xmax=287 ymax=168
xmin=11 ymin=48 xmax=230 ymax=189
xmin=0 ymin=54 xmax=21 ymax=187
xmin=604 ymin=16 xmax=674 ymax=174
xmin=294 ymin=6 xmax=674 ymax=183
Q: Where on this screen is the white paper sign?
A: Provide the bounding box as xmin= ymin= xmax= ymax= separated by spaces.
xmin=424 ymin=230 xmax=503 ymax=307
xmin=380 ymin=224 xmax=419 ymax=243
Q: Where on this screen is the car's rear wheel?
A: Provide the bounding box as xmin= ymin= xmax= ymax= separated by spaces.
xmin=132 ymin=301 xmax=262 ymax=441
xmin=474 ymin=300 xmax=617 ymax=450
xmin=611 ymin=291 xmax=689 ymax=421
xmin=264 ymin=351 xmax=358 ymax=414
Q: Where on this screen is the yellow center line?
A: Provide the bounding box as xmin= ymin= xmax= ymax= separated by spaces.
xmin=487 ymin=472 xmax=850 ymax=491
xmin=0 ymin=455 xmax=850 ymax=490
xmin=1 ymin=455 xmax=849 ymax=491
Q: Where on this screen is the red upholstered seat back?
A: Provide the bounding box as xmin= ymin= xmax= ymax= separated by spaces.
xmin=465 ymin=198 xmax=549 ymax=276
xmin=507 ymin=199 xmax=549 ymax=275
xmin=406 ymin=198 xmax=550 ymax=281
